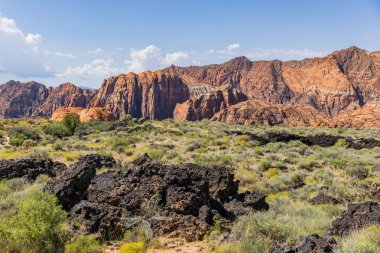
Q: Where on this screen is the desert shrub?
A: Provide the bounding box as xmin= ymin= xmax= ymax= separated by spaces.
xmin=63 ymin=152 xmax=81 ymax=162
xmin=340 ymin=225 xmax=380 ymax=253
xmin=298 ymin=157 xmax=319 ymax=171
xmin=230 ymin=199 xmax=336 ymax=246
xmin=65 ymin=235 xmax=102 ymax=253
xmin=109 ymin=137 xmax=138 ymax=152
xmin=147 ymin=149 xmax=164 ymax=160
xmin=213 ymin=238 xmax=272 ymax=253
xmin=63 ymin=113 xmax=80 ymax=134
xmin=0 ymin=189 xmax=69 ymax=253
xmin=8 ymin=126 xmax=40 ymax=146
xmin=259 ymin=158 xmax=272 ymax=171
xmin=75 ymin=119 xmax=115 ymax=133
xmin=347 ymin=162 xmax=371 ymax=179
xmin=22 ymin=139 xmax=38 ymax=148
xmin=186 ymin=142 xmax=202 ymax=152
xmin=44 ymin=122 xmax=72 ymax=138
xmin=118 ymin=242 xmax=144 ymax=253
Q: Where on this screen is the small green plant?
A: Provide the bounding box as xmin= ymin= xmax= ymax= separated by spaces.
xmin=118 ymin=242 xmax=144 ymax=253
xmin=65 ymin=235 xmax=102 ymax=253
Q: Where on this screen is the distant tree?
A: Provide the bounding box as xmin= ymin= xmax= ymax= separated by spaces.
xmin=63 ymin=113 xmax=80 ymax=135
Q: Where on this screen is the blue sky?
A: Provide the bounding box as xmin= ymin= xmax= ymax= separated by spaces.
xmin=1 ymin=0 xmax=380 ymax=88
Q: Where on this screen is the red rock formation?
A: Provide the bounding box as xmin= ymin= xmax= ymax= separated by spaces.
xmin=173 ymin=85 xmax=247 ymax=120
xmin=1 ymin=46 xmax=380 ymax=128
xmin=0 ymin=81 xmax=49 ymax=118
xmin=51 ymin=107 xmax=115 ymax=122
xmin=211 ymin=100 xmax=330 ymax=127
xmin=33 ymin=83 xmax=96 ymax=117
xmin=89 ymin=71 xmax=190 ymax=119
xmin=330 ymin=106 xmax=380 ymax=129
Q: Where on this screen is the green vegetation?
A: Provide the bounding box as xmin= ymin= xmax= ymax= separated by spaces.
xmin=63 ymin=113 xmax=80 ymax=135
xmin=0 ymin=117 xmax=380 ymax=252
xmin=340 ymin=225 xmax=380 ymax=253
xmin=8 ymin=126 xmax=40 ymax=146
xmin=0 ymin=184 xmax=68 ymax=253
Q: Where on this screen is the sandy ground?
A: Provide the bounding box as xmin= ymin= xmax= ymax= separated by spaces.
xmin=104 ymin=237 xmax=206 ymax=253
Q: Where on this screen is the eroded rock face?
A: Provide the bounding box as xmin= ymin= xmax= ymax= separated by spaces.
xmin=211 ymin=100 xmax=330 ymax=127
xmin=270 ymin=234 xmax=336 ymax=253
xmin=173 ymin=85 xmax=248 ymax=120
xmin=48 ymin=154 xmax=268 ymax=241
xmin=0 ymin=158 xmax=56 ymax=180
xmin=51 ymin=107 xmax=116 ymax=122
xmin=330 ymin=106 xmax=380 ymax=129
xmin=0 ymin=81 xmax=49 ymax=118
xmin=89 ymin=71 xmax=190 ymax=119
xmin=33 ymin=83 xmax=96 ymax=117
xmin=330 ymin=202 xmax=380 ymax=236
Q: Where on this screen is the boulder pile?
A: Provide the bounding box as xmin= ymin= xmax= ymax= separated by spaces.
xmin=46 ymin=154 xmax=269 ymax=241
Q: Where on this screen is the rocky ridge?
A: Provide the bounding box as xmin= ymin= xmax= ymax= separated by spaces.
xmin=1 ymin=46 xmax=380 ymax=128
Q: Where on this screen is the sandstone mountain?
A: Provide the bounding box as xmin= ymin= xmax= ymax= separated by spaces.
xmin=0 ymin=46 xmax=379 ymax=128
xmin=0 ymin=81 xmax=49 ymax=118
xmin=0 ymin=81 xmax=95 ymax=119
xmin=33 ymin=83 xmax=96 ymax=117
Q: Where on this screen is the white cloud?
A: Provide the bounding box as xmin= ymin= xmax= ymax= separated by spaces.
xmin=44 ymin=50 xmax=76 ymax=59
xmin=57 ymin=58 xmax=119 ymax=78
xmin=227 ymin=43 xmax=241 ymax=51
xmin=86 ymin=48 xmax=104 ymax=55
xmin=206 ymin=43 xmax=242 ymax=58
xmin=246 ymin=48 xmax=324 ymax=60
xmin=125 ymin=45 xmax=197 ymax=73
xmin=0 ymin=15 xmax=52 ymax=77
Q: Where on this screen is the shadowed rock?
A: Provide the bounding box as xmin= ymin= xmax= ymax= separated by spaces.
xmin=310 ymin=193 xmax=340 ymax=205
xmin=48 ymin=154 xmax=268 ymax=241
xmin=270 ymin=234 xmax=336 ymax=253
xmin=330 ymin=202 xmax=380 ymax=236
xmin=45 ymin=154 xmax=115 ymax=211
xmin=0 ymin=158 xmax=56 ymax=180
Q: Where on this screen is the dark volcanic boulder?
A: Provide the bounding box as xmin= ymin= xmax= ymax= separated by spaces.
xmin=52 ymin=154 xmax=268 ymax=241
xmin=0 ymin=158 xmax=56 ymax=180
xmin=45 ymin=154 xmax=115 ymax=211
xmin=310 ymin=193 xmax=340 ymax=205
xmin=330 ymin=202 xmax=380 ymax=236
xmin=270 ymin=234 xmax=336 ymax=253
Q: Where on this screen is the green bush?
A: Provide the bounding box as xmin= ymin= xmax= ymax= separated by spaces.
xmin=230 ymin=199 xmax=336 ymax=246
xmin=0 ymin=189 xmax=69 ymax=253
xmin=259 ymin=158 xmax=272 ymax=171
xmin=22 ymin=139 xmax=38 ymax=148
xmin=44 ymin=122 xmax=72 ymax=138
xmin=340 ymin=225 xmax=380 ymax=253
xmin=65 ymin=235 xmax=102 ymax=253
xmin=75 ymin=119 xmax=115 ymax=133
xmin=63 ymin=113 xmax=80 ymax=134
xmin=8 ymin=126 xmax=40 ymax=146
xmin=118 ymin=242 xmax=144 ymax=253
